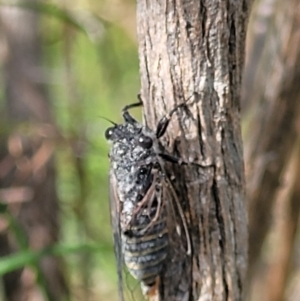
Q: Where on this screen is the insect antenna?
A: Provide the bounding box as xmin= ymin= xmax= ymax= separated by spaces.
xmin=98 ymin=115 xmax=117 ymax=126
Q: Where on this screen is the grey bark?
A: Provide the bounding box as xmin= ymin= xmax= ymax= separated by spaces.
xmin=136 ymin=1 xmax=251 ymax=301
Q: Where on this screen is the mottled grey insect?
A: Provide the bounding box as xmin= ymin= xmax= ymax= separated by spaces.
xmin=105 ymin=97 xmax=192 ymax=300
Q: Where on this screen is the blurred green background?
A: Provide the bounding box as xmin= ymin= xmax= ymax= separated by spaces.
xmin=43 ymin=3 xmax=141 ymax=300
xmin=0 ymin=1 xmax=140 ymax=300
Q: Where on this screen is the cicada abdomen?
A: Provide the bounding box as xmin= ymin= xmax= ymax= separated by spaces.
xmin=121 ymin=184 xmax=168 ymax=292
xmin=106 ymin=96 xmax=197 ymax=299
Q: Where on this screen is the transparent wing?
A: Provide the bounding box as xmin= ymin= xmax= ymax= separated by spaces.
xmin=160 ymin=176 xmax=193 ymax=301
xmin=109 ymin=172 xmax=125 ymax=301
xmin=163 ymin=176 xmax=191 ymax=255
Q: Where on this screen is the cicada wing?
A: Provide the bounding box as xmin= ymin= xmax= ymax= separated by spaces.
xmin=159 ymin=177 xmax=193 ymax=301
xmin=163 ymin=176 xmax=191 ymax=255
xmin=109 ymin=172 xmax=125 ymax=301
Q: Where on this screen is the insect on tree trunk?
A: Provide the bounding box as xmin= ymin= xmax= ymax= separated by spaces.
xmin=137 ymin=1 xmax=251 ymax=301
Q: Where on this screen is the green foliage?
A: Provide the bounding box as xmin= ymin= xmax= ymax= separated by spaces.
xmin=49 ymin=15 xmax=139 ymax=301
xmin=42 ymin=4 xmax=140 ymax=300
xmin=0 ymin=243 xmax=101 ymax=275
xmin=4 ymin=1 xmax=90 ymax=34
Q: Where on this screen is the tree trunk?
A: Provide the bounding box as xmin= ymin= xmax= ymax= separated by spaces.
xmin=0 ymin=4 xmax=67 ymax=301
xmin=136 ymin=1 xmax=251 ymax=300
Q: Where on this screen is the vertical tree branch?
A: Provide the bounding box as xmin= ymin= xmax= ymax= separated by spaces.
xmin=137 ymin=1 xmax=251 ymax=300
xmin=266 ymin=141 xmax=300 ymax=301
xmin=244 ymin=0 xmax=300 ymax=281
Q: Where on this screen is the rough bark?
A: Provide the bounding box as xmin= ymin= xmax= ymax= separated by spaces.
xmin=136 ymin=1 xmax=250 ymax=301
xmin=244 ymin=0 xmax=300 ymax=282
xmin=0 ymin=4 xmax=67 ymax=301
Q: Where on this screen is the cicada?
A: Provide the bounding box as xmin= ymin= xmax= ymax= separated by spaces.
xmin=105 ymin=96 xmax=194 ymax=300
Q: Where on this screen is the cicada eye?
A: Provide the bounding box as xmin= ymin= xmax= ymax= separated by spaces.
xmin=138 ymin=135 xmax=153 ymax=149
xmin=138 ymin=167 xmax=148 ymax=175
xmin=105 ymin=127 xmax=114 ymax=140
